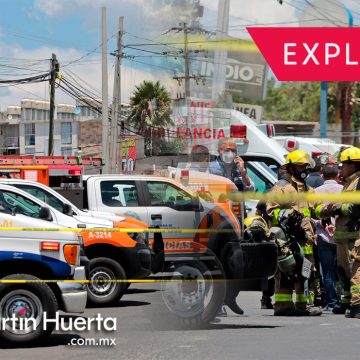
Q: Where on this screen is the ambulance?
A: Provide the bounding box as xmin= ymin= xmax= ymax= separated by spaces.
xmin=273 ymin=136 xmax=346 ymax=157
xmin=0 ymin=180 xmax=159 ymax=306
xmin=172 ymin=106 xmax=288 ymax=169
xmin=0 ymin=184 xmax=87 ymax=344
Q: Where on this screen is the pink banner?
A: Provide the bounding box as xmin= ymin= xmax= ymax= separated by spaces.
xmin=247 ymin=27 xmax=360 ymax=81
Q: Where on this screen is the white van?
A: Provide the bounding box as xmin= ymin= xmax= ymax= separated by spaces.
xmin=273 ymin=136 xmax=345 ymax=156
xmin=172 ymin=106 xmax=288 ymax=168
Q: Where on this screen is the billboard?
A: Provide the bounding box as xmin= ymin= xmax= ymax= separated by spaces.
xmin=232 ymin=103 xmax=263 ymax=123
xmin=193 ymin=43 xmax=268 ymax=101
xmin=120 ymin=136 xmax=137 ymax=171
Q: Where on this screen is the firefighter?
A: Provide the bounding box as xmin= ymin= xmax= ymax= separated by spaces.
xmin=266 ymin=149 xmax=322 ymax=316
xmin=318 ymin=146 xmax=360 ymax=318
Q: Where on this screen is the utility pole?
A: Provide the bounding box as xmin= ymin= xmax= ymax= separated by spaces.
xmin=101 ymin=7 xmax=110 ymax=173
xmin=109 ymin=16 xmax=124 ymax=173
xmin=48 ymin=53 xmax=58 ymax=156
xmin=184 ymin=23 xmax=190 ymax=98
xmin=171 ymin=22 xmax=207 ymax=101
xmin=212 ymin=0 xmax=230 ymax=103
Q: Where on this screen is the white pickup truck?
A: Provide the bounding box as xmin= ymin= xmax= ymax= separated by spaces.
xmin=0 ymin=184 xmax=87 ymax=344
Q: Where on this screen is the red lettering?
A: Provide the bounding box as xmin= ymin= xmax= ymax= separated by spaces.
xmin=204 ymin=128 xmax=211 ymax=139
xmin=184 ymin=128 xmax=192 ymax=138
xmin=218 ymin=129 xmax=225 ymax=139
xmin=177 ymin=128 xmax=184 ymax=138
xmin=193 ymin=128 xmax=203 ymax=139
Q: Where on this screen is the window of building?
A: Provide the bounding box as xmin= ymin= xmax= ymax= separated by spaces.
xmin=79 ymin=106 xmax=101 ymax=118
xmin=61 ymin=146 xmax=73 ymax=156
xmin=61 ymin=122 xmax=72 ymax=145
xmin=25 ymin=147 xmax=35 ymax=154
xmin=58 ymin=112 xmax=75 ymax=120
xmin=24 ymin=123 xmax=35 ymax=146
xmin=21 ymin=108 xmax=32 ymax=120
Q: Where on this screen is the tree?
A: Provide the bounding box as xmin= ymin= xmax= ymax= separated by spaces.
xmin=127 ymin=80 xmax=173 ymax=156
xmin=234 ymin=79 xmax=336 ymax=123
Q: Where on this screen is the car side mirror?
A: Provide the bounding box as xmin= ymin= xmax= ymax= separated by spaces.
xmin=191 ymin=195 xmax=201 ymax=212
xmin=39 ymin=207 xmax=53 ymax=221
xmin=63 ymin=203 xmax=73 ymax=215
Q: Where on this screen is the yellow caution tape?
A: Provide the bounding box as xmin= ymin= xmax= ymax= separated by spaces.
xmin=232 ymin=191 xmax=360 ymax=204
xmin=0 ymin=227 xmax=233 ymax=233
xmin=0 ymin=279 xmax=232 ymax=284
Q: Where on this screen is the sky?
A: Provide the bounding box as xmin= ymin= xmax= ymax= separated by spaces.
xmin=0 ymin=0 xmax=359 ymax=111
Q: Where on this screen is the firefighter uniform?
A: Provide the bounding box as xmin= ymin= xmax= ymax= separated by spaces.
xmin=317 ymin=147 xmax=360 ymax=317
xmin=266 ymin=150 xmax=320 ymax=316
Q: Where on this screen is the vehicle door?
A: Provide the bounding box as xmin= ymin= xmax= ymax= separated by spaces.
xmin=142 ymin=180 xmax=206 ymax=249
xmin=244 ymin=161 xmax=277 ymax=216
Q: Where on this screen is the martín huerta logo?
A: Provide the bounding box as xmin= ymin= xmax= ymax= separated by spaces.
xmin=247 ymin=27 xmax=360 ymax=81
xmin=0 ymin=312 xmax=117 ymax=332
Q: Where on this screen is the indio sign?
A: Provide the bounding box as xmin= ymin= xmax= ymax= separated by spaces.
xmin=199 ymin=59 xmax=264 ymax=85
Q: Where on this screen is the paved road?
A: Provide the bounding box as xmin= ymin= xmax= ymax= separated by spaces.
xmin=1 ymin=284 xmax=358 ymax=360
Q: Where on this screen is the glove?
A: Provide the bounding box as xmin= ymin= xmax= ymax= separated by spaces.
xmin=278 ymin=208 xmax=299 ymax=222
xmin=324 ymin=203 xmax=342 ymax=217
xmin=278 ymin=209 xmax=304 ymax=231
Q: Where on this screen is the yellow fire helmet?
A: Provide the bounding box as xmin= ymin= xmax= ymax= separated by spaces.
xmin=339 ymin=146 xmax=360 ymax=163
xmin=243 ymin=216 xmax=270 ymax=242
xmin=281 ymin=149 xmax=314 ymax=170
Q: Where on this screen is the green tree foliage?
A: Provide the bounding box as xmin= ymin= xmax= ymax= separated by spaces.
xmin=127 ymin=80 xmax=173 ymax=130
xmin=234 ymin=79 xmax=337 ymax=123
xmin=263 ymin=80 xmax=321 ymax=121
xmin=157 ymin=138 xmax=184 ymax=155
xmin=127 ymin=80 xmax=173 ymax=155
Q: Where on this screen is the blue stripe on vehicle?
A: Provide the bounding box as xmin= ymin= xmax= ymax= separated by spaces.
xmin=0 ymin=251 xmax=71 ymax=277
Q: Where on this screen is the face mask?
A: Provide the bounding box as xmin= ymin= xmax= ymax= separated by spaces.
xmin=221 ymin=151 xmax=235 ymax=164
xmin=294 ymin=168 xmax=309 ymax=181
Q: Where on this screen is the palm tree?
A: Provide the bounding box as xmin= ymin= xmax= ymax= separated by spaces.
xmin=127 ymin=80 xmax=173 ymax=156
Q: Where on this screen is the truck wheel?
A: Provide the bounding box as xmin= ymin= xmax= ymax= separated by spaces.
xmin=0 ymin=274 xmax=58 ymax=345
xmin=87 ymin=257 xmax=127 ymax=306
xmin=161 ymin=258 xmax=226 ymax=328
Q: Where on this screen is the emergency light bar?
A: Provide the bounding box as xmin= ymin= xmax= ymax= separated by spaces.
xmin=285 ymin=139 xmax=297 ymax=151
xmin=230 ymin=125 xmax=247 ymax=139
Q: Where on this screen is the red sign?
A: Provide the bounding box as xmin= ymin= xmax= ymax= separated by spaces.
xmin=177 ymin=127 xmax=225 ymax=139
xmin=247 ymin=27 xmax=360 ymax=81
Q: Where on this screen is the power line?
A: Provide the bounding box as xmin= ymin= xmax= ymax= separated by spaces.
xmin=0 ymin=72 xmax=50 ymax=84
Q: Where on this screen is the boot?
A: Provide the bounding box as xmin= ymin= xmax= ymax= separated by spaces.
xmin=225 ymin=299 xmax=244 ymax=315
xmin=217 ymin=304 xmax=227 ymax=317
xmin=296 ymin=306 xmax=322 ymax=316
xmin=261 ymin=297 xmax=273 ymax=309
xmin=332 ymin=302 xmax=350 ymax=314
xmin=345 ymin=306 xmax=360 ymax=319
xmin=274 ymin=308 xmax=297 ymax=316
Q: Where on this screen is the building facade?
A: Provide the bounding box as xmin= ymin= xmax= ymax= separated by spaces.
xmin=0 ymin=98 xmax=143 ymax=160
